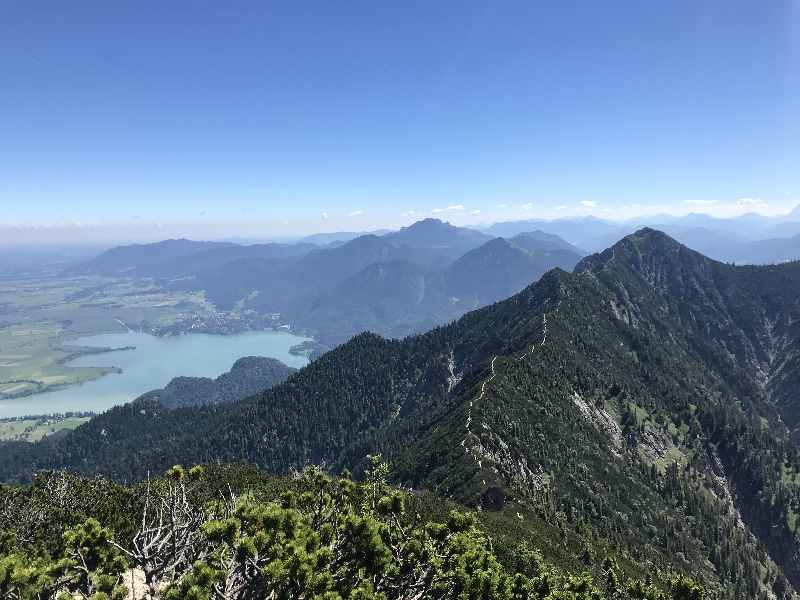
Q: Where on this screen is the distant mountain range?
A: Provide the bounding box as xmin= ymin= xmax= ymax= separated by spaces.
xmin=73 ymin=218 xmax=584 ymax=347
xmin=298 ymin=229 xmax=392 ymax=246
xmin=68 ymin=239 xmax=315 ymax=279
xmin=7 ymin=228 xmax=800 ymax=596
xmin=69 ymin=211 xmax=800 ymax=348
xmin=481 ymin=207 xmax=800 ymax=262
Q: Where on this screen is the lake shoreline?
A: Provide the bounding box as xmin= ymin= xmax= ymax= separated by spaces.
xmin=55 ymin=344 xmax=137 ymax=366
xmin=0 ymin=328 xmax=311 ymax=418
xmin=0 ymin=344 xmax=136 ymax=401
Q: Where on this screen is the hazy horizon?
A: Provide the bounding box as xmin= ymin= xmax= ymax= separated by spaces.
xmin=0 ymin=202 xmax=798 ymax=247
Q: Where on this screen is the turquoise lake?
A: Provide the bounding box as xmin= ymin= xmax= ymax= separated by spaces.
xmin=0 ymin=330 xmax=310 ymax=418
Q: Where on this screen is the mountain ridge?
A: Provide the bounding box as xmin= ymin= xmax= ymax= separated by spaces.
xmin=9 ymin=229 xmax=800 ymax=595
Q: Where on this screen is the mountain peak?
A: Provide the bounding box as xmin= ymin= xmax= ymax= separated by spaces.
xmin=391 ymin=217 xmax=487 ymax=237
xmin=396 ymin=218 xmax=455 ymax=234
xmin=617 ymin=227 xmax=685 ymax=252
xmin=409 ymin=217 xmax=445 ymax=226
xmin=575 ymin=228 xmax=708 ymax=280
xmin=610 ymin=227 xmax=686 ymax=251
xmin=625 ymin=226 xmax=673 ymax=241
xmin=509 ymin=230 xmax=584 ymax=255
xmin=384 ymin=218 xmax=490 ymax=254
xmin=482 ymin=236 xmax=515 ymax=250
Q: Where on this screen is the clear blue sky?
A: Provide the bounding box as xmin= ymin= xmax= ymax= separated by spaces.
xmin=1 ymin=1 xmax=798 ymax=237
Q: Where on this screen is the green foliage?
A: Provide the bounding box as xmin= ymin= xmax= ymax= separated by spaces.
xmin=0 ymin=553 xmax=54 ymax=600
xmin=0 ymin=518 xmax=128 ymax=599
xmin=1 ymin=462 xmax=711 ymax=600
xmin=669 ymin=575 xmax=706 ymax=600
xmin=53 ymin=518 xmax=128 ymax=597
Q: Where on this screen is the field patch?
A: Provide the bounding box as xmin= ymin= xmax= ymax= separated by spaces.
xmin=0 ymin=414 xmax=92 ymax=442
xmin=0 ymin=275 xmax=213 ymax=399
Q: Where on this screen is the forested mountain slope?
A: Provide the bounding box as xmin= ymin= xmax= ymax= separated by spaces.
xmin=577 ymin=229 xmax=800 ymax=430
xmin=300 ymin=236 xmax=583 ymax=343
xmin=5 ymin=229 xmax=800 ymax=597
xmin=444 ymin=236 xmax=582 ymax=307
xmin=133 ymin=356 xmax=295 ymax=409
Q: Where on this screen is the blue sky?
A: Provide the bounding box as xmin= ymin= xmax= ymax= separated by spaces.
xmin=1 ymin=1 xmax=798 ymax=238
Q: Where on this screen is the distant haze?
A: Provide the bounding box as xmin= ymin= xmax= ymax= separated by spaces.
xmin=2 ymin=203 xmax=799 ymax=247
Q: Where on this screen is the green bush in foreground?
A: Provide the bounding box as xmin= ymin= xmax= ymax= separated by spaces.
xmin=1 ymin=458 xmax=707 ymax=599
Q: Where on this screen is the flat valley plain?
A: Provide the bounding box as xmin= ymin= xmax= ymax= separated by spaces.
xmin=0 ymin=414 xmax=92 ymax=442
xmin=0 ymin=273 xmax=217 ymax=401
